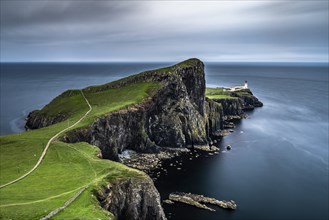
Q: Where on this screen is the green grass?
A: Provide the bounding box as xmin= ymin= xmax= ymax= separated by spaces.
xmin=82 ymin=82 xmax=159 ymax=125
xmin=53 ymin=187 xmax=114 ymax=220
xmin=31 ymin=82 xmax=159 ymax=128
xmin=37 ymin=90 xmax=84 ymax=118
xmin=234 ymin=90 xmax=251 ymax=96
xmin=82 ymin=58 xmax=201 ymax=94
xmin=0 ymin=142 xmax=144 ymax=220
xmin=205 ymin=87 xmax=236 ymax=99
xmin=0 ymin=81 xmax=158 ymax=220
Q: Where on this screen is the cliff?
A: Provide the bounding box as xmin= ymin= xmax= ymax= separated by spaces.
xmin=211 ymin=98 xmax=245 ymax=120
xmin=97 ymin=176 xmax=166 ymax=220
xmin=26 ymin=59 xmax=263 ymax=160
xmin=205 ymin=98 xmax=224 ymax=138
xmin=24 ymin=59 xmax=262 ymax=219
xmin=231 ymin=89 xmax=263 ymax=109
xmin=27 ymin=59 xmax=213 ymax=161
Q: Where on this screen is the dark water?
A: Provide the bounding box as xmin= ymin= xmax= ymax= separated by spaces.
xmin=1 ymin=62 xmax=328 ymax=220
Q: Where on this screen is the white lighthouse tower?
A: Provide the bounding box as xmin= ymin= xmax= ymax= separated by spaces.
xmin=244 ymin=80 xmax=248 ymax=89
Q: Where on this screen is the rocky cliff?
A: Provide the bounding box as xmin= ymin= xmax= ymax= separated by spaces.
xmin=211 ymin=98 xmax=245 ymax=120
xmin=60 ymin=59 xmax=210 ymax=160
xmin=26 ymin=59 xmax=262 ymax=160
xmin=205 ymin=98 xmax=224 ymax=138
xmin=97 ymin=176 xmax=166 ymax=220
xmin=231 ymin=89 xmax=263 ymax=110
xmin=25 ymin=110 xmax=63 ymax=129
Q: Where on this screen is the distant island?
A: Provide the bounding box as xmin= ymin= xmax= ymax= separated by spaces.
xmin=0 ymin=58 xmax=262 ymax=220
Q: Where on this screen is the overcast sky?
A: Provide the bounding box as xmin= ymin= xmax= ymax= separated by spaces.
xmin=0 ymin=0 xmax=328 ymax=62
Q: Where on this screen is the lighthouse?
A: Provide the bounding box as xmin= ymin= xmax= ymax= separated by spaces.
xmin=244 ymin=80 xmax=248 ymax=89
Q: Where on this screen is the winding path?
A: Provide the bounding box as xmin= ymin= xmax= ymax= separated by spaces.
xmin=40 ymin=184 xmax=90 ymax=220
xmin=0 ymin=90 xmax=92 ymax=189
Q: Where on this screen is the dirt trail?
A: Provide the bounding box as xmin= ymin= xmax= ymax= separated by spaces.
xmin=0 ymin=90 xmax=92 ymax=189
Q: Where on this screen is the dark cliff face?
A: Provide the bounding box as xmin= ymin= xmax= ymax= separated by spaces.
xmin=211 ymin=98 xmax=245 ymax=120
xmin=25 ymin=110 xmax=64 ymax=130
xmin=205 ymin=98 xmax=224 ymax=138
xmin=64 ymin=59 xmax=209 ymax=160
xmin=232 ymin=89 xmax=263 ymax=109
xmin=97 ymin=176 xmax=166 ymax=220
xmin=177 ymin=66 xmax=206 ymax=115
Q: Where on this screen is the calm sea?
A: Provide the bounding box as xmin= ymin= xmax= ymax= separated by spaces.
xmin=1 ymin=62 xmax=328 ymax=220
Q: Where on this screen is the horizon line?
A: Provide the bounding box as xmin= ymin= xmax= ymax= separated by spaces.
xmin=1 ymin=60 xmax=328 ymax=64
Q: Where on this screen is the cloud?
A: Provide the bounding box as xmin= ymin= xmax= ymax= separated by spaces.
xmin=250 ymin=1 xmax=328 ymax=16
xmin=0 ymin=0 xmax=328 ymax=62
xmin=1 ymin=1 xmax=139 ymax=28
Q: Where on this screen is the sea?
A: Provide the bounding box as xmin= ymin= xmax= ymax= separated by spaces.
xmin=1 ymin=62 xmax=328 ymax=220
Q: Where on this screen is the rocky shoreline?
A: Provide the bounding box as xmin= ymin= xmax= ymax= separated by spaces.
xmin=119 ymin=119 xmax=247 ymax=178
xmin=119 ymin=148 xmax=190 ymax=174
xmin=165 ymin=192 xmax=237 ymax=211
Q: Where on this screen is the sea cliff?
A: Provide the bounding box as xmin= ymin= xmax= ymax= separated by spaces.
xmin=25 ymin=58 xmax=262 ymax=219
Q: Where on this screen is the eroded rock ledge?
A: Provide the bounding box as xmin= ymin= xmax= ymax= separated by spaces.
xmin=165 ymin=192 xmax=237 ymax=211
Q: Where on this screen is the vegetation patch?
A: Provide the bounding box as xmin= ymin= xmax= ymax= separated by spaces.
xmin=234 ymin=91 xmax=251 ymax=96
xmin=205 ymin=88 xmax=236 ymax=99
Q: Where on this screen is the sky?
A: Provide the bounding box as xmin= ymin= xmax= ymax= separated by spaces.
xmin=0 ymin=0 xmax=328 ymax=62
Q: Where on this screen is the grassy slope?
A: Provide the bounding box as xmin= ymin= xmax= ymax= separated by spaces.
xmin=205 ymin=88 xmax=236 ymax=99
xmin=0 ymin=82 xmax=158 ymax=220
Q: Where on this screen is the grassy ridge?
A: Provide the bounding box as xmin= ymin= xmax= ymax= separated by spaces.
xmin=32 ymin=82 xmax=159 ymax=127
xmin=82 ymin=58 xmax=201 ymax=94
xmin=0 ymin=82 xmax=159 ymax=219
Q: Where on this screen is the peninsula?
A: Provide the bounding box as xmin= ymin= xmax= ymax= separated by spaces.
xmin=0 ymin=58 xmax=262 ymax=220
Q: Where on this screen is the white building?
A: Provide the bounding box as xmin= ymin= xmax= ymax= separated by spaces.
xmin=226 ymin=81 xmax=248 ymax=91
xmin=244 ymin=80 xmax=248 ymax=89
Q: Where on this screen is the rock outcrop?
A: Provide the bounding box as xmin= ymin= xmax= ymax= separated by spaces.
xmin=211 ymin=98 xmax=245 ymax=120
xmin=205 ymin=98 xmax=224 ymax=138
xmin=166 ymin=192 xmax=237 ymax=211
xmin=96 ymin=176 xmax=166 ymax=220
xmin=25 ymin=90 xmax=81 ymax=129
xmin=232 ymin=89 xmax=263 ymax=109
xmin=25 ymin=110 xmax=65 ymax=130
